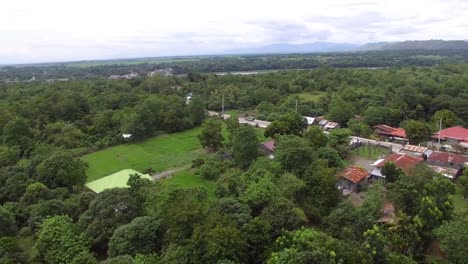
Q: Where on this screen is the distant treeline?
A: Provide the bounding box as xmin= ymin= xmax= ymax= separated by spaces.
xmin=2 ymin=49 xmax=468 ymax=81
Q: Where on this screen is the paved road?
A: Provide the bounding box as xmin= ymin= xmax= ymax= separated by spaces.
xmin=208 ymin=110 xmax=271 ymax=128
xmin=239 ymin=117 xmax=271 ymax=128
xmin=207 ymin=111 xmax=231 ymax=120
xmin=351 ymin=136 xmax=403 ymax=153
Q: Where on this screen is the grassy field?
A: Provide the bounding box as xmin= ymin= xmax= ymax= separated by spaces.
xmin=163 ymin=171 xmax=217 ymax=200
xmin=83 ymin=127 xmax=203 ymax=182
xmin=83 ymin=124 xmax=266 ymax=182
xmin=451 ymin=184 xmax=468 ymax=218
xmin=352 ymin=144 xmax=391 ymax=160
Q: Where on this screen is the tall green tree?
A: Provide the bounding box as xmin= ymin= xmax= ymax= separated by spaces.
xmin=198 ymin=118 xmax=224 ymax=151
xmin=431 ymin=109 xmax=461 ymax=128
xmin=1 ymin=117 xmax=34 ymax=156
xmin=108 ymin=216 xmax=163 ymax=257
xmin=35 ymin=215 xmax=95 ymax=264
xmin=403 ymin=119 xmax=431 ymax=144
xmin=275 ymin=135 xmax=314 ymax=176
xmin=35 ymin=151 xmax=88 ymax=189
xmin=79 ymin=188 xmax=141 ymax=250
xmin=434 ymin=219 xmax=468 ymax=264
xmin=303 ymin=126 xmax=328 ymax=148
xmin=232 ymin=126 xmax=260 ymax=169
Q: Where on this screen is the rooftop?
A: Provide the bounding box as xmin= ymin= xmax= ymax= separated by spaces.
xmin=261 ymin=140 xmax=276 ymax=152
xmin=339 ymin=166 xmax=369 ymax=184
xmin=428 ymin=165 xmax=459 ymax=179
xmin=400 ymin=144 xmax=428 ymax=154
xmin=428 ymin=151 xmax=468 ymax=164
xmin=376 ymin=153 xmax=424 ymax=173
xmin=85 ymin=169 xmax=152 ymax=193
xmin=433 ymin=126 xmax=468 ymax=141
xmin=373 ymin=124 xmax=407 ymax=138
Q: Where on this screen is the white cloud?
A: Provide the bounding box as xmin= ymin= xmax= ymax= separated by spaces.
xmin=0 ymin=0 xmax=467 ymax=63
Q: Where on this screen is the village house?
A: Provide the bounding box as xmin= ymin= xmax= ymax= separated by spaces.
xmin=399 ymin=144 xmax=433 ymax=158
xmin=426 ymin=151 xmax=468 ymax=180
xmin=337 ymin=166 xmax=369 ymax=195
xmin=432 ymin=126 xmax=468 ymax=149
xmin=370 ymin=153 xmax=424 ymax=179
xmin=373 ymin=124 xmax=408 ymax=143
xmin=427 ymin=151 xmax=468 ymax=170
xmin=259 ymin=140 xmax=275 ymax=159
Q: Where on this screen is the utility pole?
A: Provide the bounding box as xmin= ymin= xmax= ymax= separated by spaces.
xmin=295 ymin=99 xmax=298 ymax=113
xmin=437 ymin=117 xmax=442 ymax=151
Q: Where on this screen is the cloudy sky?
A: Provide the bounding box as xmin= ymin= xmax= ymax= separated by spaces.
xmin=1 ymin=0 xmax=467 ymax=64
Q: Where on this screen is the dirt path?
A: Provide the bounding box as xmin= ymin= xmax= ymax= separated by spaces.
xmin=151 ymin=165 xmax=190 ymax=180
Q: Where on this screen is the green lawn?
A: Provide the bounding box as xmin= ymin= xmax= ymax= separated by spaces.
xmin=163 ymin=171 xmax=217 ymax=200
xmin=451 ymin=185 xmax=468 ymax=218
xmin=83 ymin=127 xmax=203 ymax=182
xmin=83 ymin=124 xmax=266 ymax=182
xmin=352 ymin=145 xmax=391 ymax=160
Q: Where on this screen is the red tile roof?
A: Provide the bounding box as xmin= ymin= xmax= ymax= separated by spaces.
xmin=428 ymin=151 xmax=468 ymax=164
xmin=401 ymin=144 xmax=428 ymax=154
xmin=262 ymin=140 xmax=276 ymax=152
xmin=339 ymin=167 xmax=369 ymax=184
xmin=433 ymin=126 xmax=468 ymax=141
xmin=376 ymin=153 xmax=423 ymax=173
xmin=373 ymin=124 xmax=407 ymax=138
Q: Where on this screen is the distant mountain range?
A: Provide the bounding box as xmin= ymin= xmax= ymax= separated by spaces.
xmin=226 ymin=42 xmax=358 ymax=54
xmin=224 ymin=40 xmax=468 ymax=55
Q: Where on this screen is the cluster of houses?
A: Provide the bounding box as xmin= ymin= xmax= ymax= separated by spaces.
xmin=259 ymin=123 xmax=468 ymax=197
xmin=303 ymin=116 xmax=341 ymax=131
xmin=339 ymin=125 xmax=468 ymax=196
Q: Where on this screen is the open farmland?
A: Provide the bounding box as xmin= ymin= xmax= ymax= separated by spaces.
xmin=83 ymin=127 xmax=203 ymax=182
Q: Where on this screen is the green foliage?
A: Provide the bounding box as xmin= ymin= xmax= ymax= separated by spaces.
xmin=403 ymin=119 xmax=432 ymax=144
xmin=198 ymin=118 xmax=224 ymax=151
xmin=187 ymin=96 xmax=207 ymax=126
xmin=431 ymin=109 xmax=462 ymax=128
xmin=0 ymin=237 xmax=28 ymax=264
xmin=299 ymin=160 xmax=341 ymax=219
xmin=381 ymin=162 xmax=403 ymax=183
xmin=34 ymin=215 xmax=94 ymax=264
xmin=232 ymin=125 xmax=260 ymax=169
xmin=0 ymin=206 xmax=17 ymax=237
xmin=264 ymin=112 xmax=306 ymax=139
xmin=459 ymin=171 xmax=468 ymax=199
xmin=326 ymin=98 xmax=355 ymax=124
xmin=434 ymin=219 xmax=468 ymax=263
xmin=1 ymin=117 xmax=34 ymax=156
xmin=102 ymin=255 xmax=135 ymax=264
xmin=260 ymin=198 xmax=307 ymax=237
xmin=275 ymin=135 xmax=314 ymax=176
xmin=327 ymin=128 xmax=352 ymax=158
xmin=303 ymin=126 xmax=328 ymax=148
xmin=79 ymin=188 xmax=141 ymax=249
xmin=347 ymin=118 xmax=372 ymax=138
xmin=19 ymin=182 xmax=52 ymax=205
xmin=268 ymin=227 xmax=372 ymax=264
xmin=35 ymin=151 xmax=88 ymax=189
xmin=0 ymin=145 xmax=20 ymax=167
xmin=108 ymin=216 xmax=162 ymax=257
xmin=197 ymin=154 xmax=227 ymax=180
